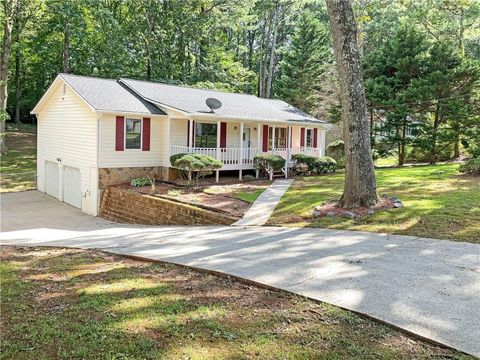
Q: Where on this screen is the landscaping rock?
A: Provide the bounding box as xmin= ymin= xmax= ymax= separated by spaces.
xmin=326 ymin=211 xmax=335 ymax=217
xmin=344 ymin=211 xmax=356 ymax=219
xmin=367 ymin=209 xmax=375 ymax=215
xmin=313 ymin=206 xmax=322 ymax=217
xmin=394 ymin=201 xmax=403 ymax=208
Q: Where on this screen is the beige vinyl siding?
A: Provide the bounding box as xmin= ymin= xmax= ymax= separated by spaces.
xmin=98 ymin=114 xmax=168 ymax=168
xmin=170 ymin=118 xmax=188 ymax=147
xmin=36 ymin=82 xmax=98 ymax=215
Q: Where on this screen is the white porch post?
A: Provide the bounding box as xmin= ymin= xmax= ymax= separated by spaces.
xmin=319 ymin=128 xmax=326 ymax=156
xmin=286 ymin=126 xmax=291 ymax=179
xmin=216 ymin=120 xmax=221 ymax=182
xmin=188 ymin=118 xmax=194 ymax=153
xmin=239 ymin=122 xmax=244 ymax=180
xmin=272 ymin=125 xmax=276 ymax=151
xmin=257 ymin=124 xmax=261 ymax=152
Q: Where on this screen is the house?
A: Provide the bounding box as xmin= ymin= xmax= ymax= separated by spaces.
xmin=32 ymin=73 xmax=330 ymax=215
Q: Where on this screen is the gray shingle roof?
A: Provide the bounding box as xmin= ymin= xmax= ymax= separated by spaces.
xmin=56 ymin=74 xmax=327 ymax=124
xmin=120 ymin=78 xmax=326 ymax=124
xmin=60 ymin=74 xmax=166 ymax=115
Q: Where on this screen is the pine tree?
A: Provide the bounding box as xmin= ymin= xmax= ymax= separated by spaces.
xmin=275 ymin=6 xmax=330 ymax=113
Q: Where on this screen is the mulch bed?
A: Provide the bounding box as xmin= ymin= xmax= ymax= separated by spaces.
xmin=122 ymin=180 xmax=269 ymax=218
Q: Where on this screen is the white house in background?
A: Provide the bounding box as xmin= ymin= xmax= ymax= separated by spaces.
xmin=32 ymin=73 xmax=330 ymax=215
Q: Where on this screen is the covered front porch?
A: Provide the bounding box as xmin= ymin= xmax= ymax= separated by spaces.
xmin=169 ymin=117 xmax=327 ymax=179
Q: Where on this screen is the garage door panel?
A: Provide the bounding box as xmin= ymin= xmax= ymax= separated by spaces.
xmin=64 ymin=166 xmax=81 ymax=208
xmin=45 ymin=161 xmax=59 ymax=199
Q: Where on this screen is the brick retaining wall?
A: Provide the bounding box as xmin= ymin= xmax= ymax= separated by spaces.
xmin=100 ymin=187 xmax=238 ymax=226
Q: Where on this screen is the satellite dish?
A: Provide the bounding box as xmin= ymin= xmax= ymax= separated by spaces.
xmin=206 ymin=98 xmax=222 ymax=113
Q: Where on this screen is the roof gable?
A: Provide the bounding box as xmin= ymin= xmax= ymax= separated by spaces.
xmin=32 ymin=74 xmax=166 ymax=116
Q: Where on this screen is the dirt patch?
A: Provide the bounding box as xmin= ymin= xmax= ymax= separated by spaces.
xmin=314 ymin=197 xmax=397 ymax=218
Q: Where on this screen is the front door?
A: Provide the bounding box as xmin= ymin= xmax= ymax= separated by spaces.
xmin=242 ymin=128 xmax=251 ymax=148
xmin=243 ymin=128 xmax=251 ymax=163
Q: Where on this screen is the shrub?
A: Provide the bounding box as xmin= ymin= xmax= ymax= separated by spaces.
xmin=313 ymin=156 xmax=337 ymax=174
xmin=170 ymin=153 xmax=188 ymax=165
xmin=171 ymin=153 xmax=223 ymax=186
xmin=291 ymin=153 xmax=316 ymax=174
xmin=459 ymin=157 xmax=480 ymax=175
xmin=131 ymin=177 xmax=152 ymax=187
xmin=326 ymin=140 xmax=344 ymax=168
xmin=253 ymin=154 xmax=285 ymax=180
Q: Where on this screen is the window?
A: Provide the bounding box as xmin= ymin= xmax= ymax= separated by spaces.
xmin=305 ymin=129 xmax=313 ymax=147
xmin=125 ymin=118 xmax=142 ymax=149
xmin=195 ymin=123 xmax=217 ymax=148
xmin=268 ymin=127 xmax=287 ymax=149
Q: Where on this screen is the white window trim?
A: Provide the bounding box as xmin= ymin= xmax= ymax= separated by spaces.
xmin=304 ymin=128 xmax=314 ymax=148
xmin=124 ymin=117 xmax=143 ymax=150
xmin=193 ymin=121 xmax=218 ymax=148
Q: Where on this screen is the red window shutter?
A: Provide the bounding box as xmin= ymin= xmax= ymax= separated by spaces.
xmin=115 ymin=116 xmax=125 ymax=151
xmin=262 ymin=125 xmax=269 ymax=152
xmin=220 ymin=122 xmax=227 ymax=148
xmin=300 ymin=127 xmax=305 ymax=147
xmin=142 ymin=118 xmax=151 ymax=151
xmin=313 ymin=128 xmax=318 ymax=148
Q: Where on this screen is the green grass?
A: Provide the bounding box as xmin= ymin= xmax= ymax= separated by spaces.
xmin=233 ymin=188 xmax=264 ymax=203
xmin=1 ymin=246 xmax=469 ymax=360
xmin=0 ymin=124 xmax=37 ymax=192
xmin=270 ymin=164 xmax=480 ymax=243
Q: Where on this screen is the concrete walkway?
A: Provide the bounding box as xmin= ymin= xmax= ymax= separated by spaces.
xmin=234 ymin=178 xmax=293 ymax=226
xmin=1 ymin=191 xmax=479 ymax=357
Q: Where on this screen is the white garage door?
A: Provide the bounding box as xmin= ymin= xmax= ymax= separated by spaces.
xmin=63 ymin=166 xmax=82 ymax=208
xmin=45 ymin=161 xmax=59 ymax=199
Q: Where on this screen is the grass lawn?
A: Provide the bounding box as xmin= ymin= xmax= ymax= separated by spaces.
xmin=270 ymin=164 xmax=480 ymax=243
xmin=0 ymin=246 xmax=470 ymax=360
xmin=0 ymin=124 xmax=37 ymax=192
xmin=232 ymin=188 xmax=265 ymax=203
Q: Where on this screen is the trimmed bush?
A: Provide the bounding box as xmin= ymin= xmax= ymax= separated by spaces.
xmin=326 ymin=140 xmax=344 ymax=168
xmin=171 ymin=153 xmax=223 ymax=186
xmin=313 ymin=156 xmax=337 ymax=174
xmin=291 ymin=153 xmax=316 ymax=174
xmin=253 ymin=154 xmax=285 ymax=180
xmin=459 ymin=157 xmax=480 ymax=175
xmin=169 ymin=153 xmax=188 ymax=165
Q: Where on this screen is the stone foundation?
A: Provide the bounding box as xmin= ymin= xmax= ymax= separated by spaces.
xmin=98 ymin=166 xmax=178 ymax=189
xmin=100 ymin=187 xmax=237 ymax=225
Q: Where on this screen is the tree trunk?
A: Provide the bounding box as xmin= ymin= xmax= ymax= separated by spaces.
xmin=14 ymin=51 xmax=21 ymax=123
xmin=326 ymin=0 xmax=378 ymax=208
xmin=430 ymin=103 xmax=440 ymax=164
xmin=453 ymin=120 xmax=460 ymax=159
xmin=62 ymin=22 xmax=70 ymax=73
xmin=399 ymin=120 xmax=406 ymax=166
xmin=0 ymin=0 xmax=15 ymax=154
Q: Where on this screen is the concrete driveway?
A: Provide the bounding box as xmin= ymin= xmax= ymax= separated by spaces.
xmin=1 ymin=191 xmax=479 ymax=357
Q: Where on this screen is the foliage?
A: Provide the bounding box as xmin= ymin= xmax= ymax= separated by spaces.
xmin=313 ymin=156 xmax=337 ymax=174
xmin=459 ymin=157 xmax=480 ymax=175
xmin=291 ymin=153 xmax=316 ymax=174
xmin=172 ymin=153 xmax=222 ymax=186
xmin=130 ymin=177 xmax=152 ymax=187
xmin=253 ymin=154 xmax=285 ymax=179
xmin=326 ymin=140 xmax=344 ymax=167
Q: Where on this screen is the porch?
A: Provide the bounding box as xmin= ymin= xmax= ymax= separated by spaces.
xmin=168 ymin=118 xmax=327 ymax=179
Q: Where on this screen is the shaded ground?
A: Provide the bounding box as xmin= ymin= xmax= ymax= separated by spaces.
xmin=270 ymin=164 xmax=480 ymax=243
xmin=0 ymin=124 xmax=36 ymax=192
xmin=0 ymin=246 xmax=470 ymax=360
xmin=131 ymin=181 xmax=268 ymax=217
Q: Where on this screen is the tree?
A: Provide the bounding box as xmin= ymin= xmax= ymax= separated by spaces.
xmin=326 ymin=0 xmax=379 ymax=208
xmin=276 ymin=4 xmax=331 ymax=113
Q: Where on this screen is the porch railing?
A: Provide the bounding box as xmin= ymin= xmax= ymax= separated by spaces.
xmin=169 ymin=145 xmax=321 ymax=169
